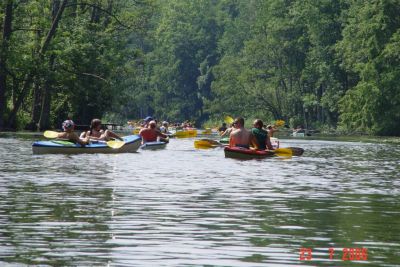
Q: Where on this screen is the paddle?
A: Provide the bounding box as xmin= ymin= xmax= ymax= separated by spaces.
xmin=194 ymin=139 xmax=224 ymax=149
xmin=272 ymin=147 xmax=304 ymax=157
xmin=272 ymin=147 xmax=293 ymax=157
xmin=274 ymin=120 xmax=285 ymax=127
xmin=224 ymin=115 xmax=234 ymax=125
xmin=44 ymin=130 xmax=59 ymax=138
xmin=106 ymin=139 xmax=125 ymax=149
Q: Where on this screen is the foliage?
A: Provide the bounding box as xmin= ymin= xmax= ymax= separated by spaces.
xmin=0 ymin=0 xmax=399 ymax=135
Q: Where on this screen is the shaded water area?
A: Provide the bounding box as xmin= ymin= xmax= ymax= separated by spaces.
xmin=0 ymin=134 xmax=399 ymax=266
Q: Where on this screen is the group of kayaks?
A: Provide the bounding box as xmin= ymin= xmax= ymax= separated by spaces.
xmin=32 ymin=131 xmax=304 ymax=159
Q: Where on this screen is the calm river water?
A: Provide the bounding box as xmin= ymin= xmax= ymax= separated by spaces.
xmin=0 ymin=134 xmax=399 ymax=266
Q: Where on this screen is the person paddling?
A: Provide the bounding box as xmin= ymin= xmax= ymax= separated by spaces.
xmin=81 ymin=119 xmax=123 ymax=141
xmin=252 ymin=119 xmax=273 ymax=150
xmin=58 ymin=120 xmax=89 ymax=146
xmin=229 ymin=117 xmax=257 ymax=149
xmin=139 ymin=120 xmax=168 ymax=144
xmin=218 ymin=122 xmax=227 ymax=134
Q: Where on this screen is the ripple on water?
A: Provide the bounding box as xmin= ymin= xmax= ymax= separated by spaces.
xmin=0 ymin=137 xmax=399 ymax=266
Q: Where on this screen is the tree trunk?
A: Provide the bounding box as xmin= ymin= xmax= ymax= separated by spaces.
xmin=27 ymin=82 xmax=42 ymax=131
xmin=7 ymin=0 xmax=68 ymax=128
xmin=38 ymin=55 xmax=56 ymax=130
xmin=0 ymin=0 xmax=13 ymax=130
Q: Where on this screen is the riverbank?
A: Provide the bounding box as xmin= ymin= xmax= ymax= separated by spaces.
xmin=2 ymin=131 xmax=400 ymax=145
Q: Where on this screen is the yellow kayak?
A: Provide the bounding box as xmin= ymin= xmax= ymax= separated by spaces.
xmin=175 ymin=129 xmax=197 ymax=138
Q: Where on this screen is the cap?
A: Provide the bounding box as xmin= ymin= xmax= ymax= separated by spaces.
xmin=144 ymin=116 xmax=153 ymax=122
xmin=62 ymin=120 xmax=75 ymax=130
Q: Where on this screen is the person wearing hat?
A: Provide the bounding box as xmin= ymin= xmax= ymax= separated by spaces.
xmin=57 ymin=120 xmax=90 ymax=146
xmin=139 ymin=120 xmax=168 ymax=143
xmin=141 ymin=116 xmax=153 ymax=128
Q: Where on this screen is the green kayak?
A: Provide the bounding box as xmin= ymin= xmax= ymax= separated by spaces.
xmin=219 ymin=137 xmax=229 ymax=144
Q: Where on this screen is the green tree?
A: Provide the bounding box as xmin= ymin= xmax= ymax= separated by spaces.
xmin=337 ymin=0 xmax=400 ymax=135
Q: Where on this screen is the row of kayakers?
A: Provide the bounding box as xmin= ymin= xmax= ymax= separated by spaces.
xmin=218 ymin=117 xmax=277 ymax=150
xmin=218 ymin=121 xmax=278 ymax=139
xmin=128 ymin=117 xmax=196 ymax=133
xmin=53 ymin=117 xmax=167 ymax=146
xmin=54 ymin=119 xmax=124 ymax=146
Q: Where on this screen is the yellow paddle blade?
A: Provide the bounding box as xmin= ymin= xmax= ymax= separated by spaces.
xmin=273 ymin=148 xmax=293 ymax=157
xmin=224 ymin=116 xmax=234 ymax=124
xmin=194 ymin=140 xmax=214 ymax=149
xmin=274 ymin=120 xmax=285 ymax=127
xmin=44 ymin=130 xmax=59 ymax=138
xmin=106 ymin=140 xmax=125 ymax=149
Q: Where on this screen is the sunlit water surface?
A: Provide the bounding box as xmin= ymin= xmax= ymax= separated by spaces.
xmin=0 ymin=135 xmax=399 ymax=266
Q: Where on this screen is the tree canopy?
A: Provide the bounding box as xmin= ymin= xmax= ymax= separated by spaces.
xmin=0 ymin=0 xmax=399 ymax=135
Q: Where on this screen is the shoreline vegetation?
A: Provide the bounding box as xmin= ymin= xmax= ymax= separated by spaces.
xmin=2 ymin=131 xmax=400 ymax=146
xmin=0 ymin=1 xmax=399 ymax=136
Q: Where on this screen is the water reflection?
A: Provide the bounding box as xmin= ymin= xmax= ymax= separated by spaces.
xmin=0 ymin=136 xmax=399 ymax=266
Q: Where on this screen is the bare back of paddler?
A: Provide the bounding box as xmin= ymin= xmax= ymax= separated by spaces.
xmin=229 ymin=117 xmax=255 ymax=149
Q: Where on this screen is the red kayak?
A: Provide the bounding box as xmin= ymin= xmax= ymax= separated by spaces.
xmin=224 ymin=146 xmax=275 ymax=159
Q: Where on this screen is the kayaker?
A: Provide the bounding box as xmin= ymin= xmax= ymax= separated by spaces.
xmin=141 ymin=116 xmax=153 ymax=128
xmin=229 ymin=117 xmax=257 ymax=149
xmin=160 ymin=121 xmax=169 ymax=134
xmin=220 ymin=122 xmax=235 ymax=137
xmin=58 ymin=120 xmax=90 ymax=146
xmin=265 ymin=124 xmax=278 ymax=137
xmin=252 ymin=119 xmax=274 ymax=150
xmin=139 ymin=120 xmax=168 ymax=143
xmin=218 ymin=122 xmax=227 ymax=133
xmin=82 ymin=118 xmax=123 ymax=141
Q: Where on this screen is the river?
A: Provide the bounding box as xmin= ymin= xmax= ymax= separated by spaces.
xmin=0 ymin=134 xmax=399 ymax=266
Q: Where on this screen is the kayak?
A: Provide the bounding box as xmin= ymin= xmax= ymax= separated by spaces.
xmin=292 ymin=132 xmax=305 ymax=137
xmin=220 ymin=137 xmax=280 ymax=148
xmin=32 ymin=135 xmax=141 ymax=154
xmin=224 ymin=147 xmax=275 ymax=160
xmin=201 ymin=128 xmax=212 ymax=135
xmin=140 ymin=141 xmax=167 ymax=150
xmin=219 ymin=137 xmax=229 ymax=144
xmin=175 ymin=129 xmax=197 ymax=138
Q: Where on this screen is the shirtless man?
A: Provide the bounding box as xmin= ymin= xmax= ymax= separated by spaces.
xmin=139 ymin=120 xmax=168 ymax=144
xmin=229 ymin=117 xmax=257 ymax=149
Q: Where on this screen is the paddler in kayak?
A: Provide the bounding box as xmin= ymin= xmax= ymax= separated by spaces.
xmin=82 ymin=118 xmax=123 ymax=141
xmin=160 ymin=121 xmax=170 ymax=134
xmin=266 ymin=124 xmax=277 ymax=137
xmin=229 ymin=117 xmax=258 ymax=149
xmin=218 ymin=122 xmax=227 ymax=134
xmin=139 ymin=120 xmax=169 ymax=144
xmin=220 ymin=122 xmax=235 ymax=137
xmin=58 ymin=120 xmax=90 ymax=146
xmin=252 ymin=119 xmax=274 ymax=150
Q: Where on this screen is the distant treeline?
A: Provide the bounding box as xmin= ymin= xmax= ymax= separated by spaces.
xmin=0 ymin=0 xmax=399 ymax=135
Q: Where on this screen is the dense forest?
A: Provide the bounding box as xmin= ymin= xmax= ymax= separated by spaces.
xmin=0 ymin=0 xmax=399 ymax=135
